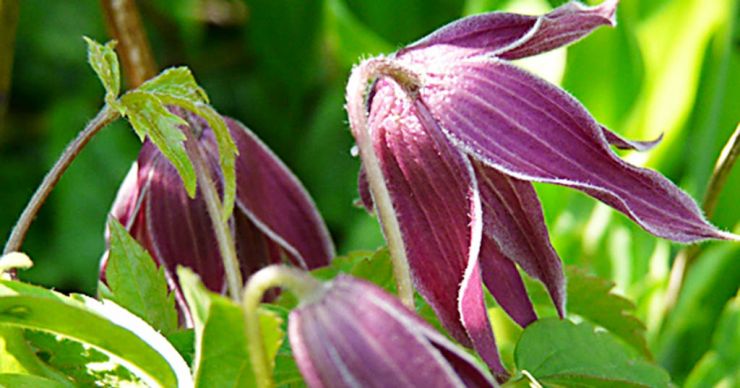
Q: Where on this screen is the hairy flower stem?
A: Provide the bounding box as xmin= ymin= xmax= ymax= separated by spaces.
xmin=100 ymin=0 xmax=156 ymax=88
xmin=242 ymin=265 xmax=324 ymax=388
xmin=183 ymin=134 xmax=243 ymax=301
xmin=665 ymin=123 xmax=740 ymax=312
xmin=3 ymin=106 xmax=119 ymax=255
xmin=346 ymin=58 xmax=420 ymax=308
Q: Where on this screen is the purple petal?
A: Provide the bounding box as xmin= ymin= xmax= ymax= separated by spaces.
xmin=200 ymin=118 xmax=335 ymax=269
xmin=398 ymin=0 xmax=617 ymax=64
xmin=289 ymin=276 xmax=493 ymax=387
xmin=422 ymin=58 xmax=736 ymax=243
xmin=474 ymin=160 xmax=564 ymax=318
xmin=602 ymin=125 xmax=663 ymax=151
xmin=357 ymin=164 xmax=374 ymax=213
xmin=479 ymin=236 xmax=537 ymax=327
xmin=368 ymin=78 xmax=506 ymax=375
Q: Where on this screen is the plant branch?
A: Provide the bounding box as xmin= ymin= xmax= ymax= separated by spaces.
xmin=345 ymin=58 xmax=420 ymax=308
xmin=0 ymin=0 xmax=19 ymax=133
xmin=242 ymin=265 xmax=324 ymax=388
xmin=183 ymin=133 xmax=243 ymax=301
xmin=100 ymin=0 xmax=157 ymax=88
xmin=3 ymin=106 xmax=119 ymax=254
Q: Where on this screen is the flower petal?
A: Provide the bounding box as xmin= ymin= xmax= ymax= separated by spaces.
xmin=368 ymin=78 xmax=505 ymax=374
xmin=289 ymin=276 xmax=483 ymax=387
xmin=423 ymin=58 xmax=735 ymax=243
xmin=398 ymin=0 xmax=616 ymax=64
xmin=479 ymin=236 xmax=537 ymax=327
xmin=602 ymin=125 xmax=663 ymax=152
xmin=474 ymin=160 xmax=564 ymax=318
xmin=200 ymin=118 xmax=335 ymax=269
xmin=357 ymin=164 xmax=374 ymax=213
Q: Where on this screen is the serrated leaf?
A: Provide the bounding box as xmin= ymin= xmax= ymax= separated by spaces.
xmin=137 ymin=67 xmax=208 ymax=103
xmin=515 ymin=318 xmax=670 ymax=387
xmin=106 ymin=218 xmax=178 ymax=336
xmin=565 ymin=266 xmax=650 ymax=358
xmin=178 ymin=267 xmax=284 ymax=387
xmin=0 ymin=280 xmax=191 ymax=387
xmin=83 ymin=37 xmax=120 ymax=105
xmin=0 ymin=327 xmax=68 ymax=384
xmin=119 ymin=90 xmax=197 ymax=197
xmin=25 ymin=331 xmax=141 ymax=387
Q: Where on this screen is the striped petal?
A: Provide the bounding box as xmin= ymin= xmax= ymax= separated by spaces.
xmin=200 ymin=117 xmax=335 ymax=269
xmin=602 ymin=125 xmax=663 ymax=152
xmin=398 ymin=0 xmax=617 ymax=65
xmin=474 ymin=160 xmax=563 ymax=320
xmin=369 ymin=78 xmax=504 ymax=374
xmin=289 ymin=276 xmax=495 ymax=388
xmin=422 ymin=58 xmax=736 ymax=243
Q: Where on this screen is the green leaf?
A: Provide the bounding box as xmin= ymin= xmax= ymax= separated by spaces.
xmin=514 ymin=318 xmax=670 ymax=387
xmin=178 ymin=267 xmax=285 ymax=387
xmin=0 ymin=374 xmax=68 ymax=388
xmin=119 ymin=90 xmax=197 ymax=197
xmin=137 ymin=67 xmax=208 ymax=103
xmin=0 ymin=252 xmax=33 ymax=274
xmin=105 ymin=218 xmax=178 ymax=336
xmin=684 ymin=293 xmax=740 ymax=387
xmin=166 ymin=330 xmax=195 ymax=367
xmin=83 ymin=37 xmax=120 ymax=105
xmin=565 ymin=266 xmax=650 ymax=358
xmin=0 ymin=327 xmax=69 ymax=384
xmin=24 ymin=331 xmax=142 ymax=387
xmin=324 ymin=0 xmax=394 ymax=69
xmin=0 ymin=280 xmax=191 ymax=387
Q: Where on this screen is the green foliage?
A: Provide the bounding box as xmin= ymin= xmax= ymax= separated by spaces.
xmin=178 ymin=268 xmax=284 ymax=387
xmin=105 ymin=218 xmax=178 ymax=336
xmin=565 ymin=266 xmax=650 ymax=358
xmin=0 ymin=374 xmax=67 ymax=388
xmin=0 ymin=280 xmax=190 ymax=387
xmin=514 ymin=318 xmax=670 ymax=387
xmin=82 ymin=37 xmax=119 ymax=105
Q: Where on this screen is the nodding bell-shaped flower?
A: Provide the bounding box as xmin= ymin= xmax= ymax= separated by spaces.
xmin=101 ymin=110 xmax=334 ymax=320
xmin=289 ymin=275 xmax=496 ymax=388
xmin=347 ymin=0 xmax=738 ymax=378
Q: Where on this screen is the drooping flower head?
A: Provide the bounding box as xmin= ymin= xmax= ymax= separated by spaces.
xmin=101 ymin=110 xmax=335 ymax=322
xmin=346 ymin=0 xmax=737 ymax=378
xmin=289 ymin=275 xmax=496 ymax=388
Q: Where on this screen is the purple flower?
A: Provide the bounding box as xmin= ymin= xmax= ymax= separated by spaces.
xmin=101 ymin=111 xmax=334 ymax=320
xmin=346 ymin=0 xmax=737 ymax=378
xmin=289 ymin=275 xmax=495 ymax=388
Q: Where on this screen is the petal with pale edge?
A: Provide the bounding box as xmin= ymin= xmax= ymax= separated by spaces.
xmin=200 ymin=118 xmax=335 ymax=269
xmin=422 ymin=59 xmax=736 ymax=243
xmin=601 ymin=125 xmax=663 ymax=152
xmin=289 ymin=276 xmax=495 ymax=388
xmin=474 ymin=160 xmax=564 ymax=320
xmin=398 ymin=0 xmax=616 ymax=65
xmin=369 ymin=78 xmax=505 ymax=375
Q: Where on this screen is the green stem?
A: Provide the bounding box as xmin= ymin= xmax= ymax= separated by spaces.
xmin=242 ymin=265 xmax=324 ymax=388
xmin=345 ymin=57 xmax=420 ymax=308
xmin=3 ymin=106 xmax=119 ymax=255
xmin=183 ymin=134 xmax=243 ymax=301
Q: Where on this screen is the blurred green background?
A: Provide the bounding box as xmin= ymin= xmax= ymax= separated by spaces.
xmin=1 ymin=0 xmax=738 ymax=384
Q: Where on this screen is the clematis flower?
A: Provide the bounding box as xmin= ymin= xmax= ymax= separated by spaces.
xmin=101 ymin=110 xmax=334 ymax=321
xmin=347 ymin=0 xmax=738 ymax=378
xmin=289 ymin=275 xmax=496 ymax=388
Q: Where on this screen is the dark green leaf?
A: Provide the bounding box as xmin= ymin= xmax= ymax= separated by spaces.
xmin=515 ymin=318 xmax=670 ymax=387
xmin=565 ymin=266 xmax=650 ymax=358
xmin=0 ymin=280 xmax=191 ymax=387
xmin=166 ymin=330 xmax=195 ymax=367
xmin=83 ymin=37 xmax=119 ymax=105
xmin=105 ymin=218 xmax=178 ymax=336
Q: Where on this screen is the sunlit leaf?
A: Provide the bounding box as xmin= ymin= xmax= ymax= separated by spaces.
xmin=83 ymin=37 xmax=120 ymax=105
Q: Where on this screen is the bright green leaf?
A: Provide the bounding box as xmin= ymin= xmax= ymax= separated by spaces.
xmin=137 ymin=67 xmax=209 ymax=104
xmin=566 ymin=266 xmax=651 ymax=358
xmin=119 ymin=90 xmax=197 ymax=197
xmin=0 ymin=373 xmax=68 ymax=388
xmin=178 ymin=268 xmax=285 ymax=387
xmin=83 ymin=37 xmax=120 ymax=105
xmin=515 ymin=318 xmax=670 ymax=387
xmin=0 ymin=327 xmax=69 ymax=384
xmin=0 ymin=280 xmax=191 ymax=388
xmin=106 ymin=218 xmax=178 ymax=336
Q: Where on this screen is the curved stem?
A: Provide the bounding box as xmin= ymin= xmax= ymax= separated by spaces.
xmin=345 ymin=58 xmax=420 ymax=308
xmin=3 ymin=106 xmax=119 ymax=255
xmin=183 ymin=134 xmax=243 ymax=301
xmin=242 ymin=265 xmax=324 ymax=388
xmin=100 ymin=0 xmax=157 ymax=88
xmin=664 ymin=123 xmax=740 ymax=312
